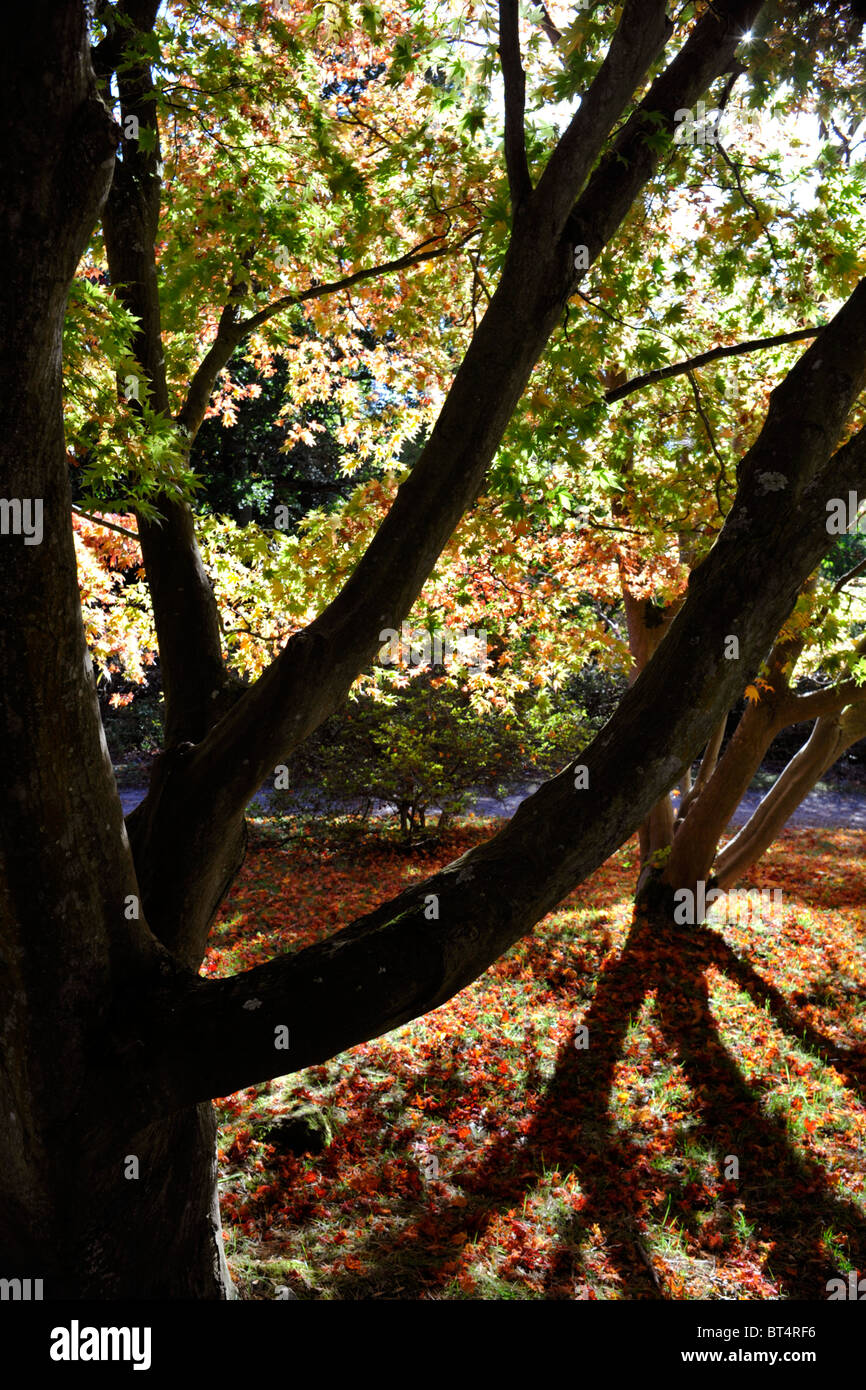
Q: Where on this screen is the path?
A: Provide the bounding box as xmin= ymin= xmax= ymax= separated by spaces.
xmin=118 ymin=780 xmax=866 ymax=831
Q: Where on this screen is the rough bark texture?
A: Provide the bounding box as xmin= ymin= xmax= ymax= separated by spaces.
xmin=0 ymin=2 xmax=233 ymax=1299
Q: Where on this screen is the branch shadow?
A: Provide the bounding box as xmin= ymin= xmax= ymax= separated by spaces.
xmin=340 ymin=907 xmax=866 ymax=1299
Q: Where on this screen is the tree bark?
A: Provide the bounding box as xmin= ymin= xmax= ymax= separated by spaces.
xmin=675 ymin=714 xmax=727 ymax=825
xmin=0 ymin=3 xmax=233 ymax=1300
xmin=96 ymin=2 xmax=231 ymax=747
xmin=664 ymin=690 xmax=783 ymax=890
xmin=714 ymin=699 xmax=866 ymax=889
xmin=622 ymin=590 xmax=679 ymax=865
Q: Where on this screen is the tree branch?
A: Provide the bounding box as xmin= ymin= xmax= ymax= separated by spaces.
xmin=498 ymin=0 xmax=533 ymax=213
xmin=242 ymin=234 xmax=470 ymax=337
xmin=603 ymin=326 xmax=822 ymax=403
xmin=100 ymin=1 xmax=231 ymax=745
xmin=530 ymin=0 xmax=674 ymax=243
xmin=675 ymin=713 xmax=727 ymax=825
xmin=713 ymin=697 xmax=866 ymax=890
xmin=111 ymin=352 xmax=866 ymax=1120
xmin=565 ymin=0 xmax=766 ymax=278
xmin=111 ymin=261 xmax=866 ymax=1117
xmin=529 ymin=0 xmax=563 ymax=48
xmin=176 ymin=233 xmax=471 ymax=438
xmin=185 ymin=0 xmax=700 ymax=790
xmin=175 ymin=303 xmax=245 ymax=439
xmin=779 ymin=630 xmax=866 ymax=723
xmin=130 ymin=0 xmax=772 ymax=963
xmin=72 ymin=506 xmax=141 ymax=541
xmin=91 ymin=0 xmax=161 ymax=84
xmin=782 ymin=680 xmax=859 ymax=723
xmin=833 ymin=554 xmax=866 ymax=593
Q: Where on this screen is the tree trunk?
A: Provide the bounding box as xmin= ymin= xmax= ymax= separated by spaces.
xmin=621 ymin=589 xmax=679 ymax=865
xmin=0 ymin=4 xmax=235 ymax=1301
xmin=714 ymin=698 xmax=866 ymax=889
xmin=95 ymin=4 xmax=233 ymax=748
xmin=664 ymin=693 xmax=782 ymax=890
xmin=675 ymin=714 xmax=726 ymax=826
xmin=2 ymin=1101 xmax=233 ymax=1299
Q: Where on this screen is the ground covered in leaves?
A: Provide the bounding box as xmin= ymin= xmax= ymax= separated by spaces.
xmin=207 ymin=818 xmax=866 ymax=1300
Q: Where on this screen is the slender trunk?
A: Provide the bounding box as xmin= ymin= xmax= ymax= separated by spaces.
xmin=714 ymin=700 xmax=866 ymax=889
xmin=664 ymin=583 xmax=838 ymax=893
xmin=99 ymin=15 xmax=230 ymax=746
xmin=675 ymin=713 xmax=726 ymax=825
xmin=622 ymin=589 xmax=679 ymax=865
xmin=664 ymin=695 xmax=782 ymax=890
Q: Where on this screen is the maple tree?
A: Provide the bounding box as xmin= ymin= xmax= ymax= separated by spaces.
xmin=4 ymin=0 xmax=866 ymax=1301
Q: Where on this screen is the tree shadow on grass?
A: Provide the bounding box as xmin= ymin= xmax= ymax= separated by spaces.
xmin=349 ymin=908 xmax=866 ymax=1299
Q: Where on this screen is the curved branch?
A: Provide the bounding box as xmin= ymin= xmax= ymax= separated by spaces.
xmin=241 ymin=233 xmax=471 ymax=337
xmin=833 ymin=554 xmax=866 ymax=593
xmin=529 ymin=0 xmax=563 ymax=48
xmin=781 ymin=679 xmax=858 ymax=724
xmin=675 ymin=713 xmax=727 ymax=826
xmin=72 ymin=507 xmax=140 ymax=541
xmin=604 ymin=326 xmax=822 ymax=404
xmin=176 ymin=233 xmax=472 ymax=438
xmin=713 ymin=698 xmax=866 ymax=890
xmin=118 ymin=287 xmax=866 ymax=1115
xmin=175 ymin=303 xmax=245 ymax=439
xmin=131 ymin=0 xmax=773 ymax=962
xmin=778 ymin=632 xmax=866 ymax=723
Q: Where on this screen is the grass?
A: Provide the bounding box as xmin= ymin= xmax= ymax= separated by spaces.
xmin=208 ymin=818 xmax=866 ymax=1300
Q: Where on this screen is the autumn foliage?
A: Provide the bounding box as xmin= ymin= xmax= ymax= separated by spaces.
xmin=213 ymin=816 xmax=866 ymax=1300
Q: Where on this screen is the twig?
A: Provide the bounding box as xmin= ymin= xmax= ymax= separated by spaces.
xmin=833 ymin=555 xmax=866 ymax=593
xmin=686 ymin=368 xmax=730 ymax=516
xmin=72 ymin=506 xmax=140 ymax=541
xmin=604 ymin=327 xmax=821 ymax=403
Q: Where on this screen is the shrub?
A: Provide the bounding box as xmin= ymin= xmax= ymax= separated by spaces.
xmin=273 ymin=671 xmax=590 ymax=840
